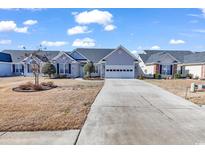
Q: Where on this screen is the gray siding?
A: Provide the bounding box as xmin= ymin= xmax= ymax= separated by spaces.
xmin=105 ymin=48 xmax=135 ymax=65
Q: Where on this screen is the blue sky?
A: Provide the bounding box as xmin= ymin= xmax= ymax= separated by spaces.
xmin=0 ymin=8 xmax=205 ymax=53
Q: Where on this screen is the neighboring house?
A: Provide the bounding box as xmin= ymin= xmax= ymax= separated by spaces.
xmin=138 ymin=50 xmax=192 ymax=78
xmin=0 ymin=52 xmax=12 ymax=76
xmin=182 ymin=52 xmax=205 ymax=79
xmin=0 ymin=45 xmax=139 ymax=78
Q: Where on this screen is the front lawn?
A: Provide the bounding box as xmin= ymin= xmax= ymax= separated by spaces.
xmin=0 ymin=77 xmax=103 ymax=131
xmin=145 ymin=79 xmax=205 ymax=105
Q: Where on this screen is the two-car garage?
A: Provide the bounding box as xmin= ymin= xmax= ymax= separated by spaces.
xmin=102 ymin=46 xmax=138 ymax=79
xmin=105 ymin=65 xmax=135 ymax=78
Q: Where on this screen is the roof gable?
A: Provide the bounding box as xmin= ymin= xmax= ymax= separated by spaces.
xmin=140 ymin=50 xmax=192 ymax=63
xmin=52 ymin=52 xmax=76 ymax=63
xmin=102 ymin=45 xmax=138 ymax=61
xmin=146 ymin=52 xmax=178 ymax=64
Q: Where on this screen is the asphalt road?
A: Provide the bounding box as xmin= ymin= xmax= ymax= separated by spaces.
xmin=77 ymin=79 xmax=205 ymax=144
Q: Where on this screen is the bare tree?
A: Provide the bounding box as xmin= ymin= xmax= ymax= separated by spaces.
xmin=31 ymin=60 xmax=40 ymax=86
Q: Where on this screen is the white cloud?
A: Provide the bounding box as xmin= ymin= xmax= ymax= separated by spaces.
xmin=104 ymin=24 xmax=116 ymax=31
xmin=150 ymin=45 xmax=161 ymax=50
xmin=0 ymin=21 xmax=16 ymax=32
xmin=23 ymin=20 xmax=38 ymax=26
xmin=72 ymin=38 xmax=95 ymax=47
xmin=74 ymin=9 xmax=113 ymax=25
xmin=73 ymin=9 xmax=116 ymax=31
xmin=193 ymin=29 xmax=205 ymax=33
xmin=67 ymin=26 xmax=91 ymax=35
xmin=0 ymin=39 xmax=11 ymax=45
xmin=169 ymin=39 xmax=185 ymax=45
xmin=0 ymin=20 xmax=28 ymax=33
xmin=14 ymin=27 xmax=28 ymax=33
xmin=41 ymin=41 xmax=68 ymax=47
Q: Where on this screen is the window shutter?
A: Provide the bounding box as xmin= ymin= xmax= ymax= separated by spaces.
xmin=68 ymin=64 xmax=71 ymax=74
xmin=27 ymin=64 xmax=30 ymax=73
xmin=57 ymin=63 xmax=59 ymax=74
xmin=159 ymin=65 xmax=162 ymax=74
xmin=22 ymin=65 xmax=24 ymax=73
xmin=170 ymin=65 xmax=173 ymax=75
xmin=12 ymin=64 xmax=15 ymax=73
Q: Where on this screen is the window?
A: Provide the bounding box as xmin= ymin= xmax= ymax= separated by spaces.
xmin=65 ymin=64 xmax=71 ymax=74
xmin=161 ymin=65 xmax=172 ymax=75
xmin=106 ymin=69 xmax=109 ymax=71
xmin=65 ymin=64 xmax=69 ymax=74
xmin=59 ymin=64 xmax=64 ymax=74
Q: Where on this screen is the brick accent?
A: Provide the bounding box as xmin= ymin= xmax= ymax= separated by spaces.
xmin=173 ymin=64 xmax=177 ymax=75
xmin=154 ymin=64 xmax=160 ymax=74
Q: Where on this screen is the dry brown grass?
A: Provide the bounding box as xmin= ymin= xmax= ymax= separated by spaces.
xmin=0 ymin=77 xmax=103 ymax=131
xmin=145 ymin=79 xmax=205 ymax=105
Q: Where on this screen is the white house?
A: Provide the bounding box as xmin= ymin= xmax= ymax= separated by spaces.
xmin=0 ymin=45 xmax=140 ymax=79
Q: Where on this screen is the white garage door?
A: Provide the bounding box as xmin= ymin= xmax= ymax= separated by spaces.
xmin=105 ymin=65 xmax=135 ymax=78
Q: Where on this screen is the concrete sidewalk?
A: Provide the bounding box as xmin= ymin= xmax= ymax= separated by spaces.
xmin=77 ymin=79 xmax=205 ymax=144
xmin=0 ymin=130 xmax=79 ymax=145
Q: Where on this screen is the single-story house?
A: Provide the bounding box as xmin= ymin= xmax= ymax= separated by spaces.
xmin=0 ymin=45 xmax=139 ymax=78
xmin=138 ymin=50 xmax=192 ymax=78
xmin=182 ymin=52 xmax=205 ymax=79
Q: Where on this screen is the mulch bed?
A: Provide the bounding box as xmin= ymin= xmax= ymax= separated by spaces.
xmin=13 ymin=86 xmax=57 ymax=92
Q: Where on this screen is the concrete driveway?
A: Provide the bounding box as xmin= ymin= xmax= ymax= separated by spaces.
xmin=77 ymin=79 xmax=205 ymax=144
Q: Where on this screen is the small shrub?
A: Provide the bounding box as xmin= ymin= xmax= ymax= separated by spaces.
xmin=194 ymin=76 xmax=199 ymax=80
xmin=83 ymin=61 xmax=95 ymax=78
xmin=154 ymin=73 xmax=161 ymax=79
xmin=138 ymin=75 xmax=144 ymax=80
xmin=41 ymin=63 xmax=56 ymax=78
xmin=174 ymin=73 xmax=181 ymax=79
xmin=186 ymin=73 xmax=193 ymax=79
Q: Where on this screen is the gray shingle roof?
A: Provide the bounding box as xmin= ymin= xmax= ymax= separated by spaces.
xmin=138 ymin=54 xmax=150 ymax=62
xmin=73 ymin=48 xmax=115 ymax=63
xmin=184 ymin=52 xmax=205 ymax=64
xmin=140 ymin=50 xmax=192 ymax=64
xmin=0 ymin=52 xmax=12 ymax=62
xmin=1 ymin=50 xmax=68 ymax=63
